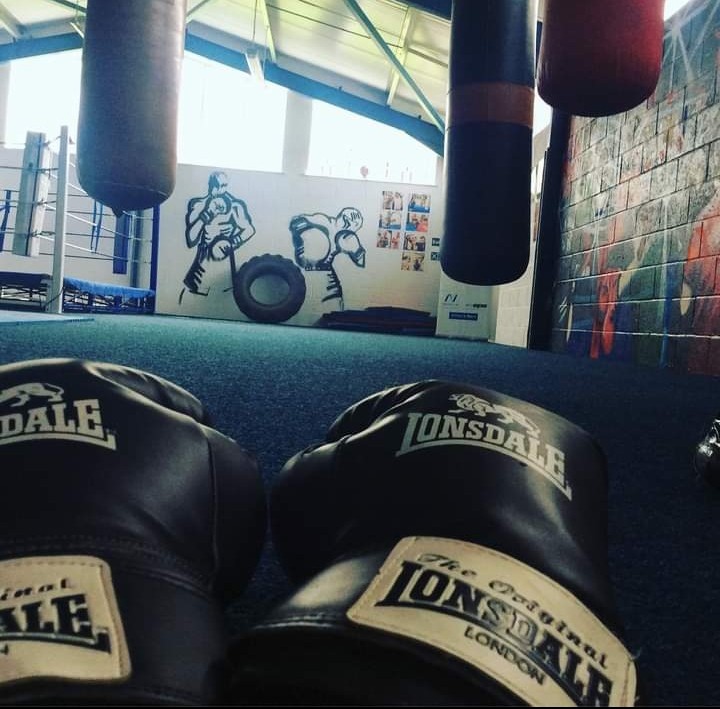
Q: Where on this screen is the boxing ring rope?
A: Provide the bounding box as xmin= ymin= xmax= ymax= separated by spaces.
xmin=0 ymin=127 xmax=157 ymax=314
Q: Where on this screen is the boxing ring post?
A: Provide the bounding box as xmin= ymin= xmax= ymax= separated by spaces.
xmin=0 ymin=129 xmax=158 ymax=314
xmin=48 ymin=126 xmax=69 ymax=314
xmin=13 ymin=132 xmax=50 ymax=258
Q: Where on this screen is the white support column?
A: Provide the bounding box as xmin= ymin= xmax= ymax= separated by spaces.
xmin=49 ymin=126 xmax=70 ymax=314
xmin=282 ymin=91 xmax=312 ymax=176
xmin=0 ymin=62 xmax=10 ymax=144
xmin=13 ymin=131 xmax=50 ymax=257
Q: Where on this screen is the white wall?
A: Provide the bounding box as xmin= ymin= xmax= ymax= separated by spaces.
xmin=154 ymin=164 xmax=444 ymax=327
xmin=0 ymin=85 xmax=541 ymax=342
xmin=491 ymin=125 xmax=550 ymax=347
xmin=491 ymin=238 xmax=537 ymax=346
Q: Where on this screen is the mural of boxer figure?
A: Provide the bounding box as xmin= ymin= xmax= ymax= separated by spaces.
xmin=179 ymin=171 xmax=256 ymax=303
xmin=290 ymin=207 xmax=365 ymax=308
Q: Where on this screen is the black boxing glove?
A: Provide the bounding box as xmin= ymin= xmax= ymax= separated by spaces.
xmin=230 ymin=380 xmax=638 ymax=706
xmin=0 ymin=358 xmax=266 ymax=705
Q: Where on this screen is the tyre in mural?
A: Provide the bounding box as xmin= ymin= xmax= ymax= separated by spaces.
xmin=232 ymin=254 xmax=306 ymax=323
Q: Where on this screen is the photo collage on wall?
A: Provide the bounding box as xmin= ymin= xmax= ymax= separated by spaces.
xmin=378 ymin=191 xmax=438 ymax=272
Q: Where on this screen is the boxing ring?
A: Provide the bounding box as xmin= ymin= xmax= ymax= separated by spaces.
xmin=0 ymin=271 xmax=154 ymax=313
xmin=0 ymin=127 xmax=157 ymax=315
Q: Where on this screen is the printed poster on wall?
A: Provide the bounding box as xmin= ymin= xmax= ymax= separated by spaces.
xmin=378 ymin=190 xmax=436 ymax=274
xmin=402 ymin=192 xmax=432 ymax=272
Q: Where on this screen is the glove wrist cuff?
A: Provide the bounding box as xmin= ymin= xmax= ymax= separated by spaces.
xmin=233 ymin=538 xmax=638 ymax=707
xmin=0 ymin=555 xmax=229 ymax=705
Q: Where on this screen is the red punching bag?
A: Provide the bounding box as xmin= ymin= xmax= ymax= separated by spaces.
xmin=537 ymin=0 xmax=665 ymax=117
xmin=77 ymin=0 xmax=187 ymax=216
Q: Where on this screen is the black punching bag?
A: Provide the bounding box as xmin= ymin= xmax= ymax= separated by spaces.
xmin=440 ymin=0 xmax=535 ymax=285
xmin=77 ymin=0 xmax=187 ymax=216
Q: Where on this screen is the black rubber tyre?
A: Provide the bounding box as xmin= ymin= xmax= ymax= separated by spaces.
xmin=233 ymin=254 xmax=307 ymax=323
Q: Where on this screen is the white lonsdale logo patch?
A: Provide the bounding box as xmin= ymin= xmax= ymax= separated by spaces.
xmin=348 ymin=537 xmax=637 ymax=707
xmin=0 ymin=555 xmax=131 ymax=685
xmin=0 ymin=382 xmax=117 ymax=450
xmin=396 ymin=393 xmax=571 ymax=499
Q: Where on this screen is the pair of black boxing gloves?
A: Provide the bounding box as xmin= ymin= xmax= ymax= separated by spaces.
xmin=0 ymin=358 xmax=638 ymax=706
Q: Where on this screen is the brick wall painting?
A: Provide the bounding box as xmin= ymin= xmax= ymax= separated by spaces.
xmin=551 ymin=0 xmax=720 ymax=376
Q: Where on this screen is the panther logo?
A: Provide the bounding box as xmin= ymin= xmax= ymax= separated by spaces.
xmin=448 ymin=393 xmax=541 ymax=438
xmin=0 ymin=383 xmax=65 ymax=408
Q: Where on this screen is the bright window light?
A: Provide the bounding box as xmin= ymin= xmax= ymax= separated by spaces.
xmin=4 ymin=49 xmax=288 ymax=173
xmin=3 ymin=0 xmax=693 ymax=163
xmin=664 ymin=0 xmax=693 ymax=18
xmin=533 ymin=92 xmax=552 ymax=135
xmin=6 ymin=49 xmax=82 ymax=148
xmin=306 ymin=100 xmax=439 ymax=185
xmin=177 ymin=52 xmax=287 ymax=172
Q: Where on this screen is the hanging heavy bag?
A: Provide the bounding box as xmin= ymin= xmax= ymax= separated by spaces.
xmin=537 ymin=0 xmax=665 ymax=117
xmin=77 ymin=0 xmax=187 ymax=216
xmin=440 ymin=0 xmax=536 ymax=286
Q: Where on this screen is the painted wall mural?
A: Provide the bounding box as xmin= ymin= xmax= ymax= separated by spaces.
xmin=290 ymin=207 xmax=366 ymax=308
xmin=179 ymin=170 xmax=255 ymax=304
xmin=552 ymin=0 xmax=720 ymax=376
xmin=156 ymin=164 xmax=443 ymax=328
xmin=176 ymin=171 xmax=367 ymax=324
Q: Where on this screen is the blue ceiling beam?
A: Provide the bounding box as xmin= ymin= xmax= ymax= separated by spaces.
xmin=0 ymin=29 xmax=445 ymax=155
xmin=0 ymin=32 xmax=82 ymax=61
xmin=184 ymin=33 xmax=444 ymax=155
xmin=342 ymin=0 xmax=444 ymax=132
xmin=404 ymin=1 xmax=451 ymax=19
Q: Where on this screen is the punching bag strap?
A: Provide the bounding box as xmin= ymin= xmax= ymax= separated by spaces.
xmin=448 ymin=82 xmax=535 ymax=128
